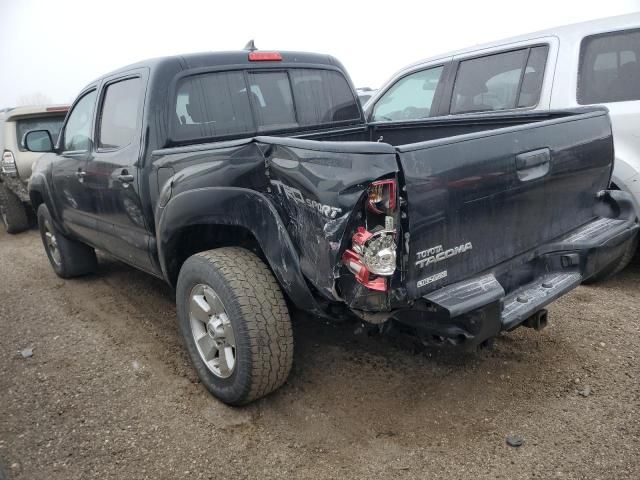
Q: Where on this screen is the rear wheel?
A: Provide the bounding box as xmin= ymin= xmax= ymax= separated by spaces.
xmin=37 ymin=204 xmax=97 ymax=278
xmin=176 ymin=247 xmax=293 ymax=405
xmin=0 ymin=183 xmax=30 ymax=234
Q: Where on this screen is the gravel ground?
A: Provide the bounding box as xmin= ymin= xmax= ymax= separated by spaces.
xmin=1 ymin=228 xmax=639 ymax=479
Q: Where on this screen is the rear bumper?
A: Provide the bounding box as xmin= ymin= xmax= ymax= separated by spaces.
xmin=390 ymin=190 xmax=639 ymax=348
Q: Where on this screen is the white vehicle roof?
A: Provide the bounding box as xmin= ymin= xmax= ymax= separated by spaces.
xmin=398 ymin=12 xmax=640 ymax=75
xmin=5 ymin=105 xmax=69 ymax=122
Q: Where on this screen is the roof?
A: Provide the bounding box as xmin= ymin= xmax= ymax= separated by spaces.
xmin=5 ymin=105 xmax=69 ymax=121
xmin=89 ymin=50 xmax=341 ymax=84
xmin=399 ymin=12 xmax=640 ymax=74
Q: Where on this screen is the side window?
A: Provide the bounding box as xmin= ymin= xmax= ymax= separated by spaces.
xmin=517 ymin=46 xmax=548 ymax=108
xmin=98 ymin=78 xmax=142 ymax=149
xmin=578 ymin=29 xmax=640 ymax=104
xmin=63 ymin=90 xmax=97 ymax=152
xmin=372 ymin=66 xmax=444 ymax=122
xmin=451 ymin=47 xmax=548 ymax=114
xmin=451 ymin=50 xmax=527 ymax=114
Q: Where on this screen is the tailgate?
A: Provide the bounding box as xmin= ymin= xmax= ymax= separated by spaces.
xmin=398 ymin=109 xmax=614 ymax=299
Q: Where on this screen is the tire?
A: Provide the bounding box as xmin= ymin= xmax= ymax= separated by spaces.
xmin=37 ymin=204 xmax=97 ymax=278
xmin=176 ymin=247 xmax=293 ymax=405
xmin=0 ymin=183 xmax=30 ymax=234
xmin=584 ymin=235 xmax=639 ymax=284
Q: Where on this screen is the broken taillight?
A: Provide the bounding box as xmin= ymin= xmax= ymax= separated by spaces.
xmin=341 ymin=249 xmax=388 ymax=292
xmin=342 ymin=227 xmax=397 ymax=292
xmin=367 ymin=179 xmax=397 ymax=214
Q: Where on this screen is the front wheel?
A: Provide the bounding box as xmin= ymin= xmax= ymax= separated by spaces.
xmin=37 ymin=204 xmax=97 ymax=278
xmin=176 ymin=247 xmax=293 ymax=405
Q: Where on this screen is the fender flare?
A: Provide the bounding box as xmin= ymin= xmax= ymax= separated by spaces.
xmin=156 ymin=186 xmax=321 ymax=313
xmin=28 ymin=173 xmax=69 ymax=234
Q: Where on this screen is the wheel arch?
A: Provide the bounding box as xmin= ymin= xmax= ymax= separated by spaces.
xmin=28 ymin=173 xmax=69 ymax=234
xmin=157 ymin=187 xmax=320 ymax=313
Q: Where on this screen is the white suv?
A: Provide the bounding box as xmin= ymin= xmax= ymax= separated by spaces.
xmin=0 ymin=105 xmax=68 ymax=233
xmin=365 ymin=13 xmax=640 ymax=278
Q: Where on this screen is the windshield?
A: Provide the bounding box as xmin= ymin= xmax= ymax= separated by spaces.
xmin=15 ymin=114 xmax=66 ymax=151
xmin=173 ymin=68 xmax=361 ymax=143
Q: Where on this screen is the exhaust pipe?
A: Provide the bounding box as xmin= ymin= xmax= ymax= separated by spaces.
xmin=524 ymin=309 xmax=548 ymax=331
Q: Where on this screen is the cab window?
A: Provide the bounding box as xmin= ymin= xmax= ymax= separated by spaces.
xmin=578 ymin=29 xmax=640 ymax=104
xmin=98 ymin=78 xmax=143 ymax=149
xmin=450 ymin=46 xmax=548 ymax=114
xmin=372 ymin=66 xmax=444 ymax=122
xmin=63 ymin=90 xmax=97 ymax=152
xmin=172 ymin=68 xmax=360 ymax=143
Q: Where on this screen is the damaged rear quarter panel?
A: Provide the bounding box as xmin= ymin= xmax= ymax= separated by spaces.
xmin=257 ymin=137 xmax=398 ymax=299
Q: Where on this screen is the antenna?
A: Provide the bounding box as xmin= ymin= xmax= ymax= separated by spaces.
xmin=244 ymin=40 xmax=257 ymax=52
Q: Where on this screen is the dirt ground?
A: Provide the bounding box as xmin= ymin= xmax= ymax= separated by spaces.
xmin=0 ymin=229 xmax=639 ymax=480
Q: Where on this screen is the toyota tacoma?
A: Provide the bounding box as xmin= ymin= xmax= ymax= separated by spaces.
xmin=25 ymin=48 xmax=638 ymax=405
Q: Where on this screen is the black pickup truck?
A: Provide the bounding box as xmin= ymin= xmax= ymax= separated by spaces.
xmin=25 ymin=48 xmax=638 ymax=405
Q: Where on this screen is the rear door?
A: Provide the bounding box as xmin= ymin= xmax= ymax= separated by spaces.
xmin=398 ymin=109 xmax=614 ymax=299
xmin=577 ymin=28 xmax=640 ymax=212
xmin=83 ymin=70 xmax=154 ymax=271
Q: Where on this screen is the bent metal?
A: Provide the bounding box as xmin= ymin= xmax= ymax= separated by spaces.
xmin=415 ymin=242 xmax=473 ymax=269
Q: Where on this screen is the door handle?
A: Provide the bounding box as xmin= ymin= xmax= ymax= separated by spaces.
xmin=75 ymin=169 xmax=86 ymax=182
xmin=117 ymin=172 xmax=135 ymax=184
xmin=515 ymin=148 xmax=551 ymax=182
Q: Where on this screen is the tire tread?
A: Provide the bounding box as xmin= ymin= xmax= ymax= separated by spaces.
xmin=191 ymin=247 xmax=293 ymax=404
xmin=0 ymin=183 xmax=29 ymax=234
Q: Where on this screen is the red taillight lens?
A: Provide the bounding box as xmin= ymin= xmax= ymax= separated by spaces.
xmin=248 ymin=51 xmax=283 ymax=61
xmin=341 ymin=249 xmax=387 ymax=292
xmin=352 ymin=226 xmax=373 ymax=246
xmin=368 ymin=179 xmax=397 ymax=214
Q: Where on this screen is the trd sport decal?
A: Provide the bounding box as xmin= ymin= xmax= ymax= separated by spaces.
xmin=270 ymin=179 xmax=342 ymax=219
xmin=415 ymin=242 xmax=473 ymax=269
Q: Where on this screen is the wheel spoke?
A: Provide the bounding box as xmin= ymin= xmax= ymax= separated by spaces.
xmin=217 ymin=345 xmax=235 ymax=376
xmin=196 ymin=333 xmax=217 ymax=362
xmin=222 ymin=317 xmax=235 ymax=346
xmin=188 ymin=283 xmax=237 ymax=379
xmin=190 ymin=294 xmax=211 ymax=324
xmin=203 ymin=287 xmax=225 ymax=315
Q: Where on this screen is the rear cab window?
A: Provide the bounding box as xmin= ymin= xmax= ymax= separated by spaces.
xmin=578 ymin=28 xmax=640 ymax=104
xmin=172 ymin=68 xmax=361 ymax=143
xmin=450 ymin=45 xmax=549 ymax=114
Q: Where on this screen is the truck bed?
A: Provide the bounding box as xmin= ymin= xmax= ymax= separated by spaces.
xmin=273 ymin=108 xmax=615 ymax=296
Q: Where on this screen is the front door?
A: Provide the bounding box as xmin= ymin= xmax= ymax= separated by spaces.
xmin=51 ymin=89 xmax=98 ymax=243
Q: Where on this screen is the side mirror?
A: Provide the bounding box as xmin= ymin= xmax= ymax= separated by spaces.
xmin=24 ymin=130 xmax=54 ymax=153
